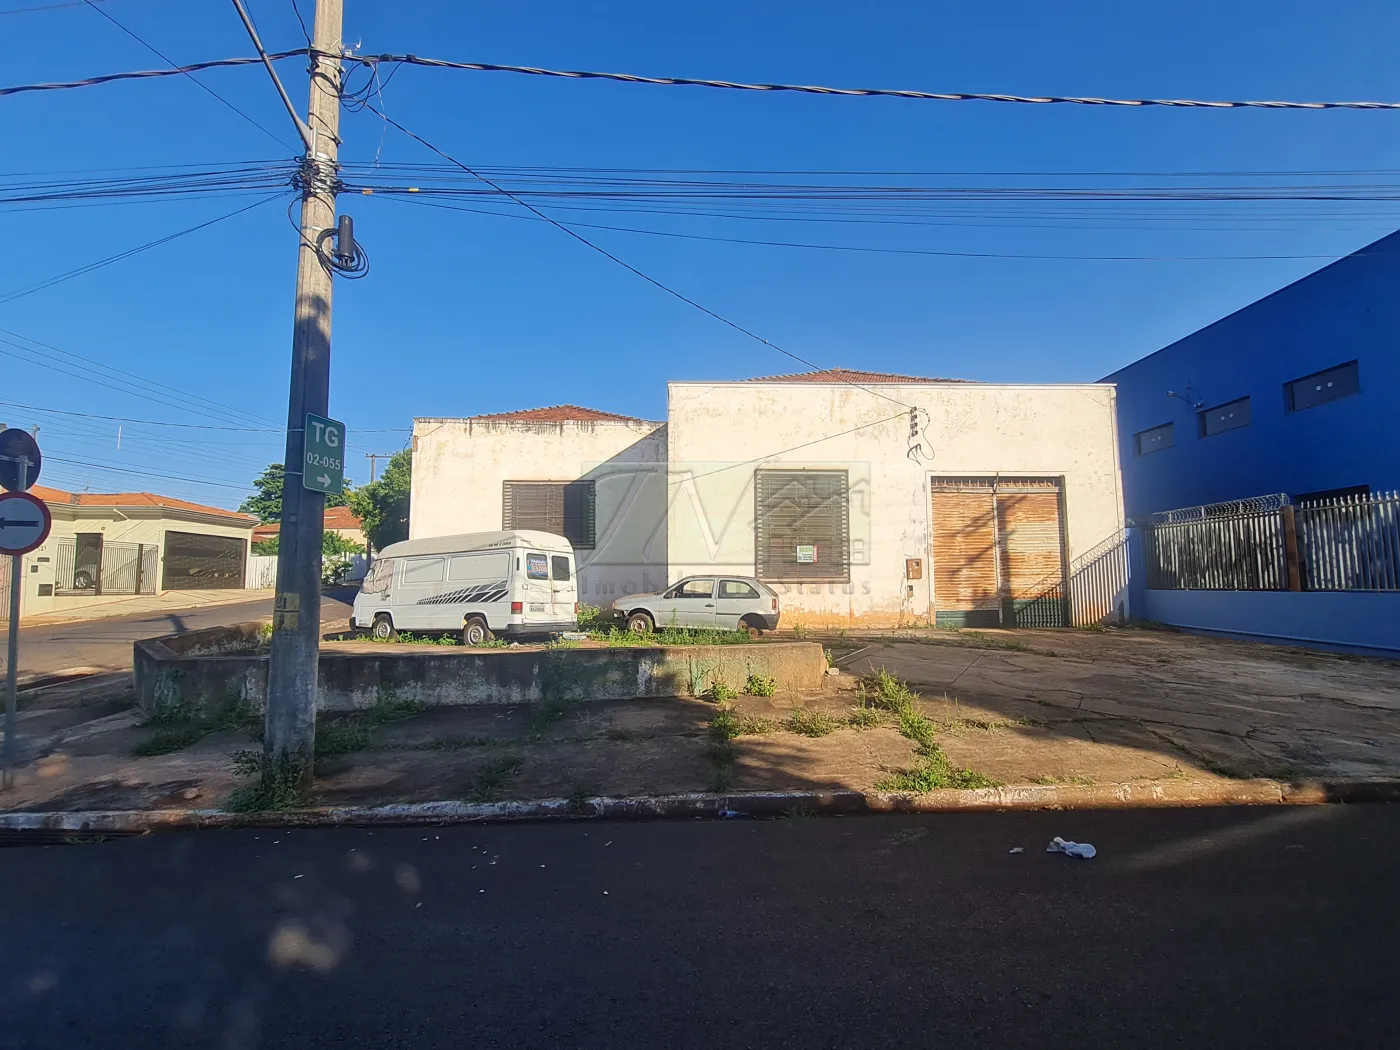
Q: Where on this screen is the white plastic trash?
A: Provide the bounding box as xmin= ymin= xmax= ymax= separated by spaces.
xmin=1046 ymin=836 xmax=1096 ymax=859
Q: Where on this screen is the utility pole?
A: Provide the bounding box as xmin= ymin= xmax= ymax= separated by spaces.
xmin=364 ymin=451 xmax=393 ymax=483
xmin=264 ymin=0 xmax=343 ymax=782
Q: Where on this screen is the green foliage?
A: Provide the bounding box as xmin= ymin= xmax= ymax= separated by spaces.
xmin=467 ymin=755 xmax=524 ymax=802
xmin=226 ymin=750 xmax=309 ymax=812
xmin=134 ymin=724 xmax=209 ymax=756
xmin=785 ymin=708 xmax=841 ymax=737
xmin=704 ymin=679 xmax=738 ymax=703
xmin=251 ymin=537 xmax=280 ymax=556
xmin=743 ymin=673 xmax=777 ymax=697
xmin=593 ymin=626 xmax=753 ymax=648
xmin=348 ymin=449 xmax=411 ymax=551
xmin=240 ymin=463 xmax=350 ymax=524
xmin=708 ymin=706 xmax=741 ymax=741
xmin=856 ymin=668 xmax=920 ymax=713
xmin=876 ymin=742 xmax=999 ymax=793
xmin=575 ymin=603 xmax=609 ymax=632
xmin=316 ymin=716 xmax=372 ymax=757
xmin=846 ymin=706 xmax=883 ymax=729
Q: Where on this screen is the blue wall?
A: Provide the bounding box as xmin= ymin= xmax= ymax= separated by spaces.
xmin=1141 ymin=589 xmax=1400 ymax=657
xmin=1104 ymin=230 xmax=1400 ymax=520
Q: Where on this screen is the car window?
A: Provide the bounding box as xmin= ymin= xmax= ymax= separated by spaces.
xmin=676 ymin=579 xmax=714 ymax=599
xmin=551 ymin=555 xmax=571 ymax=581
xmin=720 ymin=580 xmax=759 ymax=599
xmin=401 ymin=557 xmax=444 ymax=585
xmin=525 ymin=553 xmax=549 ymax=580
xmin=361 ymin=558 xmax=393 ymax=594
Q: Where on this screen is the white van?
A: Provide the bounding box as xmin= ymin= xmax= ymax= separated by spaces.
xmin=350 ymin=530 xmax=579 ymax=644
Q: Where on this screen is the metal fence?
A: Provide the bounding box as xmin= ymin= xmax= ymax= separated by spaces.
xmin=1011 ymin=530 xmax=1131 ymax=627
xmin=54 ymin=538 xmax=158 ymax=596
xmin=1297 ymin=491 xmax=1400 ymax=591
xmin=1143 ymin=490 xmax=1400 ymax=593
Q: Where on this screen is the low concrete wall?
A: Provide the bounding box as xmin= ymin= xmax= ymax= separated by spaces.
xmin=134 ymin=624 xmax=828 ymax=718
xmin=1141 ymin=589 xmax=1400 ymax=657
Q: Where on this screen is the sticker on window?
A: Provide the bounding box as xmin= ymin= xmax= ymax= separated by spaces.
xmin=526 ymin=553 xmax=549 ymax=580
xmin=796 ymin=545 xmax=817 ymax=563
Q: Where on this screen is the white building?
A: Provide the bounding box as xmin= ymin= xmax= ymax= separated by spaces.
xmin=410 ymin=369 xmax=1125 ymax=627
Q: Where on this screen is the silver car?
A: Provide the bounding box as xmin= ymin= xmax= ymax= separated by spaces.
xmin=609 ymin=575 xmax=781 ymax=635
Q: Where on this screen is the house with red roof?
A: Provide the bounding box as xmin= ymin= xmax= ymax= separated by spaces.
xmin=5 ymin=484 xmax=259 ymax=620
xmin=410 ymin=368 xmax=1124 ymax=627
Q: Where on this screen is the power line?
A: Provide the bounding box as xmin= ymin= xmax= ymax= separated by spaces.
xmin=0 ymin=193 xmax=284 ymax=305
xmin=371 ymin=192 xmax=1396 ymax=262
xmin=289 ymin=0 xmax=310 ymax=46
xmin=43 ymin=454 xmax=256 ymax=491
xmin=0 ymin=400 xmax=411 ymax=435
xmin=365 ymin=103 xmax=913 ymax=411
xmin=0 ymin=0 xmax=106 ymax=13
xmin=80 ymin=0 xmax=295 ymax=150
xmin=682 ymin=412 xmax=909 ymax=484
xmin=348 ymin=52 xmax=1400 ymax=112
xmin=0 ymin=48 xmax=308 ymax=99
xmin=7 ymin=48 xmax=1400 ymax=112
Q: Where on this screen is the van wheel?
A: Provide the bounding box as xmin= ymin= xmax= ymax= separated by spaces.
xmin=625 ymin=611 xmax=654 ymax=634
xmin=463 ymin=616 xmax=492 ymax=647
xmin=371 ymin=614 xmax=397 ymax=642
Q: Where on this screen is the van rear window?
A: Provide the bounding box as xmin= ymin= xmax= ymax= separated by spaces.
xmin=551 ymin=556 xmax=571 ymax=581
xmin=526 ymin=553 xmax=549 ymax=580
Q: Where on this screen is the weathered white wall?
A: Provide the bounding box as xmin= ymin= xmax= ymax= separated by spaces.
xmin=666 ymin=381 xmax=1123 ymax=626
xmin=411 ymin=418 xmax=669 ymax=601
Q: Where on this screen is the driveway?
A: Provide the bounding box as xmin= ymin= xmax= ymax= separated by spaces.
xmin=12 ymin=587 xmax=357 ymax=678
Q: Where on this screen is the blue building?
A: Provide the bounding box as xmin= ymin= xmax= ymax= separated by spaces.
xmin=1104 ymin=230 xmax=1400 ymax=520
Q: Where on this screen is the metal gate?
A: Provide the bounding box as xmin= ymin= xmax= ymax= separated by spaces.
xmin=930 ymin=477 xmax=1069 ymax=627
xmin=53 ymin=537 xmax=157 ymax=595
xmin=161 ymin=531 xmax=246 ymax=590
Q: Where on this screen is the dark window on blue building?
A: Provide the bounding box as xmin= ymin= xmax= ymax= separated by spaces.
xmin=1286 ymin=361 xmax=1360 ymax=411
xmin=1134 ymin=422 xmax=1174 ymax=456
xmin=1198 ymin=397 xmax=1251 ymax=437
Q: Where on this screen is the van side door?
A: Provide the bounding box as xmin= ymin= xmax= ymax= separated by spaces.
xmin=394 ymin=555 xmax=446 ymax=630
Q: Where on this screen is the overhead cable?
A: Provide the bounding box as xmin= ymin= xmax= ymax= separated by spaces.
xmin=7 ymin=48 xmax=1400 ymax=112
xmin=364 ymin=103 xmax=914 ymax=411
xmin=344 ymin=52 xmax=1400 ymax=111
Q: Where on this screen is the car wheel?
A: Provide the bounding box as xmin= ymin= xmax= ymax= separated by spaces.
xmin=371 ymin=614 xmax=397 ymax=642
xmin=740 ymin=617 xmax=764 ymax=640
xmin=73 ymin=570 xmax=94 ymax=590
xmin=625 ymin=611 xmax=654 ymax=634
xmin=463 ymin=616 xmax=492 ymax=647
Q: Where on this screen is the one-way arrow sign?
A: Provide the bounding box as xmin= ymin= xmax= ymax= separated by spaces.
xmin=0 ymin=491 xmax=51 ymax=555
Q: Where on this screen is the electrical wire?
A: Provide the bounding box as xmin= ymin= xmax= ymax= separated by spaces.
xmin=289 ymin=0 xmax=310 ymax=46
xmin=344 ymin=52 xmax=1400 ymax=111
xmin=370 ymin=192 xmax=1396 ymax=262
xmin=681 ymin=412 xmax=909 ymax=484
xmin=0 ymin=48 xmax=309 ymax=99
xmin=81 ymin=0 xmax=295 ymax=150
xmin=0 ymin=193 xmax=285 ymax=305
xmin=363 ymin=102 xmax=914 ymax=411
xmin=0 ymin=0 xmax=105 ymax=14
xmin=43 ymin=454 xmax=257 ymax=491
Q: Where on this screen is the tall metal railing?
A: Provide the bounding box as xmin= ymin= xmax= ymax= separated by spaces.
xmin=1142 ymin=490 xmax=1400 ymax=593
xmin=1012 ymin=529 xmax=1131 ymax=627
xmin=53 ymin=538 xmax=157 ymax=596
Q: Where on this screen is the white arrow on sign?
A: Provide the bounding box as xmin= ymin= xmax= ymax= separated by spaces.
xmin=317 ymin=474 xmax=331 ymax=488
xmin=0 ymin=491 xmax=52 ymax=555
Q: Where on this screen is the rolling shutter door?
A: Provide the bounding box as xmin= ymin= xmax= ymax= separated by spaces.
xmin=502 ymin=481 xmax=596 ymax=548
xmin=996 ymin=491 xmax=1066 ymax=625
xmin=930 ymin=489 xmax=1000 ymax=627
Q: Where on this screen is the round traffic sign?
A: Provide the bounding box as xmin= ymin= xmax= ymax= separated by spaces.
xmin=0 ymin=428 xmax=42 ymax=492
xmin=0 ymin=490 xmax=52 ymax=555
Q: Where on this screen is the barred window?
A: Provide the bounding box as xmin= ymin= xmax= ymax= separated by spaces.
xmin=754 ymin=469 xmax=850 ymax=582
xmin=502 ymin=481 xmax=596 ymax=549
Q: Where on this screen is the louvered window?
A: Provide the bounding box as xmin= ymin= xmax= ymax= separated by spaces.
xmin=502 ymin=481 xmax=596 ymax=549
xmin=754 ymin=470 xmax=850 ymax=582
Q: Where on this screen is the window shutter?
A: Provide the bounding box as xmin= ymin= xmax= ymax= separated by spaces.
xmin=503 ymin=481 xmax=595 ymax=549
xmin=755 ymin=470 xmax=850 ymax=582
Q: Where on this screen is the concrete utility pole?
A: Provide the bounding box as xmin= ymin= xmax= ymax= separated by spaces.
xmin=265 ymin=0 xmax=343 ymax=780
xmin=364 ymin=451 xmax=393 ymax=483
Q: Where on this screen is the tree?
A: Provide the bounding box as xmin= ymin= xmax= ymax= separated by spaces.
xmin=349 ymin=449 xmax=411 ymax=552
xmin=251 ymin=536 xmax=280 ymax=556
xmin=321 ymin=530 xmax=366 ymax=585
xmin=240 ymin=462 xmax=351 ymax=523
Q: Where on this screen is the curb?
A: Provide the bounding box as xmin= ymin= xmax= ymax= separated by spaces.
xmin=3 ymin=777 xmax=1400 ymax=835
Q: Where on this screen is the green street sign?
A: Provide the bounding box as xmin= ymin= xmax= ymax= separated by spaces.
xmin=302 ymin=413 xmax=346 ymax=495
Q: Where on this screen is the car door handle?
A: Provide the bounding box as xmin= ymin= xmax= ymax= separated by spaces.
xmin=705 ymin=603 xmax=714 ymax=607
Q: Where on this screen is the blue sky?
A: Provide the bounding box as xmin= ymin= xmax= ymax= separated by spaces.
xmin=3 ymin=0 xmax=1399 ymax=508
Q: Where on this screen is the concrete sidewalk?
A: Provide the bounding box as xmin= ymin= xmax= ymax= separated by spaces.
xmin=15 ymin=589 xmax=274 ymax=628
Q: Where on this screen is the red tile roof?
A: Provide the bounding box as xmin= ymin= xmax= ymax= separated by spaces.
xmin=252 ymin=506 xmax=362 ymax=539
xmin=30 ymin=484 xmax=255 ymax=523
xmin=746 ymin=368 xmax=969 ymax=384
xmin=469 ymin=404 xmax=652 ymax=423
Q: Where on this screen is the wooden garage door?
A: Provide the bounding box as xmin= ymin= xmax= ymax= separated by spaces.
xmin=931 ymin=478 xmax=1067 ymax=627
xmin=930 ymin=488 xmax=1000 ymax=627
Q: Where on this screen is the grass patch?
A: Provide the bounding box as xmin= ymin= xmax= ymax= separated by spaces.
xmin=528 ymin=693 xmax=574 ymax=737
xmin=743 ymin=673 xmax=777 ymax=697
xmin=877 ymin=742 xmax=1000 ymax=793
xmin=703 ymin=679 xmax=739 ymax=703
xmin=785 ymin=708 xmax=841 ymax=738
xmin=576 ymin=603 xmax=610 ymax=633
xmin=134 ymin=724 xmax=210 ymax=757
xmin=784 ymin=804 xmax=817 ymax=819
xmin=708 ymin=706 xmax=741 ymax=742
xmin=735 ymin=715 xmax=777 ymax=735
xmin=226 ymin=750 xmax=309 ymax=812
xmin=369 ymin=690 xmax=427 ymax=723
xmin=856 ymin=668 xmax=921 ymax=713
xmin=316 ymin=716 xmax=372 ymax=757
xmin=593 ymin=626 xmax=755 ymax=648
xmin=467 ymin=755 xmax=524 ymax=802
xmin=846 ymin=706 xmax=884 ymax=730
xmin=705 ymin=739 xmax=737 ymax=792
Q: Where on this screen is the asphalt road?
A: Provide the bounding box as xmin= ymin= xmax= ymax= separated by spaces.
xmin=14 ymin=588 xmax=356 ymax=677
xmin=4 ymin=805 xmax=1398 ymax=1049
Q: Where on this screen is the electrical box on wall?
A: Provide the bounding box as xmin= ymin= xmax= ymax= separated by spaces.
xmin=905 ymin=558 xmax=923 ymax=580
